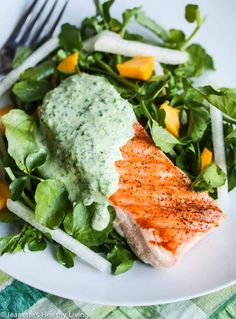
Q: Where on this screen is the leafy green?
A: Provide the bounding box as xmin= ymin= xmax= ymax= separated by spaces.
xmin=191 ymin=163 xmax=226 ymax=193
xmin=185 ymin=4 xmax=201 ymax=23
xmin=167 ymin=29 xmax=186 ymax=49
xmin=20 ymin=61 xmax=55 ymax=81
xmin=63 ymin=203 xmax=115 ymax=248
xmin=151 ymin=120 xmax=180 ymax=153
xmin=120 ymin=7 xmax=141 ymax=36
xmin=225 ymin=126 xmax=236 ymax=191
xmin=9 ymin=177 xmax=27 ymax=201
xmin=81 ymin=16 xmax=104 ymax=39
xmin=135 ymin=11 xmax=168 ymax=41
xmin=59 ymin=23 xmax=83 ymax=52
xmin=0 ymin=224 xmax=47 ymax=256
xmin=56 ymin=246 xmax=75 ymax=268
xmin=225 ymin=129 xmax=236 ymax=142
xmin=12 ymin=46 xmax=32 ymax=69
xmin=12 ymin=80 xmax=51 ymax=102
xmin=2 ymin=109 xmax=44 ymax=172
xmin=198 ymin=86 xmax=236 ymax=119
xmin=187 ymin=106 xmax=209 ymax=141
xmin=35 ymin=179 xmax=71 ymax=229
xmin=107 ymin=245 xmax=134 ymax=275
xmin=102 ymin=0 xmax=115 ymax=26
xmin=25 ymin=148 xmax=47 ymax=172
xmin=184 ymin=88 xmax=210 ymax=141
xmin=28 ymin=237 xmax=47 ymax=251
xmin=176 ymin=44 xmax=215 ymax=77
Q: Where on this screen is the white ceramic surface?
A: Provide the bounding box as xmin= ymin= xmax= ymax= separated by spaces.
xmin=0 ymin=0 xmax=236 ymax=306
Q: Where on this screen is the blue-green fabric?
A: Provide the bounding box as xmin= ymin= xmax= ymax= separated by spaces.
xmin=0 ymin=272 xmax=236 ymax=318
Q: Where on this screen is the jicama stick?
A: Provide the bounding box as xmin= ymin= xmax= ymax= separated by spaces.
xmin=7 ymin=199 xmax=111 ymax=274
xmin=0 ymin=38 xmax=59 ymax=97
xmin=210 ymin=106 xmax=228 ymax=203
xmin=154 ymin=60 xmax=163 ymax=75
xmin=86 ymin=31 xmax=188 ymax=65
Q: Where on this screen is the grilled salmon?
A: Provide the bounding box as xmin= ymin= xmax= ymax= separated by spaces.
xmin=109 ymin=122 xmax=226 ymax=268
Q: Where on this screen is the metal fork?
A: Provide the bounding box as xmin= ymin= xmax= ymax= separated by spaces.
xmin=0 ymin=0 xmax=68 ymax=77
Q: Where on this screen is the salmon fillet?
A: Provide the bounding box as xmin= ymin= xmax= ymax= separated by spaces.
xmin=109 ymin=122 xmax=226 ymax=268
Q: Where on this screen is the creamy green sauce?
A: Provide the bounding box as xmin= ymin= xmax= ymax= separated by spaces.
xmin=39 ymin=74 xmax=136 ymax=230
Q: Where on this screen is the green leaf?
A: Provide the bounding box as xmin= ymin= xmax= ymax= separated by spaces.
xmin=151 ymin=120 xmax=180 ymax=153
xmin=228 ymin=165 xmax=236 ymax=191
xmin=184 ymin=88 xmax=210 ymax=142
xmin=135 ymin=11 xmax=168 ymax=41
xmin=12 ymin=80 xmax=51 ymax=102
xmin=225 ymin=129 xmax=236 ymax=142
xmin=35 ymin=179 xmax=71 ymax=229
xmin=167 ymin=29 xmax=186 ymax=49
xmin=59 ymin=23 xmax=83 ymax=51
xmin=176 ymin=44 xmax=215 ymax=78
xmin=103 ymin=0 xmax=115 ymax=25
xmin=198 ymin=86 xmax=236 ymax=119
xmin=56 ymin=246 xmax=74 ymax=268
xmin=63 ymin=202 xmax=88 ymax=236
xmin=187 ymin=106 xmax=209 ymax=142
xmin=63 ymin=203 xmax=115 ymax=248
xmin=120 ymin=7 xmax=141 ymax=35
xmin=9 ymin=177 xmax=27 ymax=201
xmin=109 ymin=18 xmax=122 ymax=32
xmin=2 ymin=109 xmax=43 ymax=172
xmin=0 ymin=225 xmax=41 ymax=256
xmin=28 ymin=238 xmax=47 ymax=251
xmin=20 ymin=61 xmax=55 ymax=81
xmin=81 ymin=16 xmax=104 ymax=39
xmin=142 ymin=76 xmax=169 ymax=101
xmin=12 ymin=46 xmax=32 ymax=69
xmin=185 ymin=4 xmax=200 ymax=23
xmin=107 ymin=245 xmax=134 ymax=275
xmin=191 ymin=163 xmax=226 ymax=193
xmin=25 ymin=148 xmax=47 ymax=172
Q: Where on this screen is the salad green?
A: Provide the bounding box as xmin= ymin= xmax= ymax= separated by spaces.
xmin=0 ymin=0 xmax=235 ymax=274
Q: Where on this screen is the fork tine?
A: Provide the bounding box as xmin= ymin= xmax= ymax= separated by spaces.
xmin=44 ymin=0 xmax=69 ymax=40
xmin=18 ymin=0 xmax=48 ymax=46
xmin=30 ymin=0 xmax=58 ymax=49
xmin=7 ymin=0 xmax=38 ymax=42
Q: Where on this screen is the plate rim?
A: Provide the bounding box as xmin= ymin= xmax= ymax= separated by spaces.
xmin=0 ymin=261 xmax=235 ymax=306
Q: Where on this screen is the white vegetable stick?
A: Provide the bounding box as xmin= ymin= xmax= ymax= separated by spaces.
xmin=210 ymin=106 xmax=228 ymax=203
xmin=154 ymin=60 xmax=163 ymax=75
xmin=7 ymin=199 xmax=111 ymax=274
xmin=89 ymin=31 xmax=188 ymax=65
xmin=83 ymin=30 xmax=120 ymax=52
xmin=0 ymin=38 xmax=59 ymax=97
xmin=197 ymin=73 xmax=228 ymax=204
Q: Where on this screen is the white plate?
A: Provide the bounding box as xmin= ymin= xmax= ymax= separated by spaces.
xmin=0 ymin=0 xmax=236 ymax=306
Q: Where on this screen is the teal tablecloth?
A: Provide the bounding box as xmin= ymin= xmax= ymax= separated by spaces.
xmin=0 ymin=271 xmax=236 ymax=318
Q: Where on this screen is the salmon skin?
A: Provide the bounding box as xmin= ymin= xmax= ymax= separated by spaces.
xmin=109 ymin=123 xmax=226 ymax=268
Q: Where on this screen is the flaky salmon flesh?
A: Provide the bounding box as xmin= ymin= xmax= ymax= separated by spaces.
xmin=109 ymin=122 xmax=226 ymax=268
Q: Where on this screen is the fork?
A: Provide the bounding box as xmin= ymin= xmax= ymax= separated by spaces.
xmin=0 ymin=0 xmax=68 ymax=78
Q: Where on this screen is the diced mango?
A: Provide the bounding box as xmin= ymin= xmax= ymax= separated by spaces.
xmin=201 ymin=147 xmax=213 ymax=171
xmin=160 ymin=102 xmax=180 ymax=137
xmin=0 ymin=181 xmax=10 ymax=210
xmin=117 ymin=56 xmax=154 ymax=81
xmin=0 ymin=105 xmax=13 ymax=134
xmin=57 ymin=52 xmax=79 ymax=74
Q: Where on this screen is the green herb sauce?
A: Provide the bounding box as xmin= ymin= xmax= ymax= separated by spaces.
xmin=39 ymin=74 xmax=136 ymax=230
